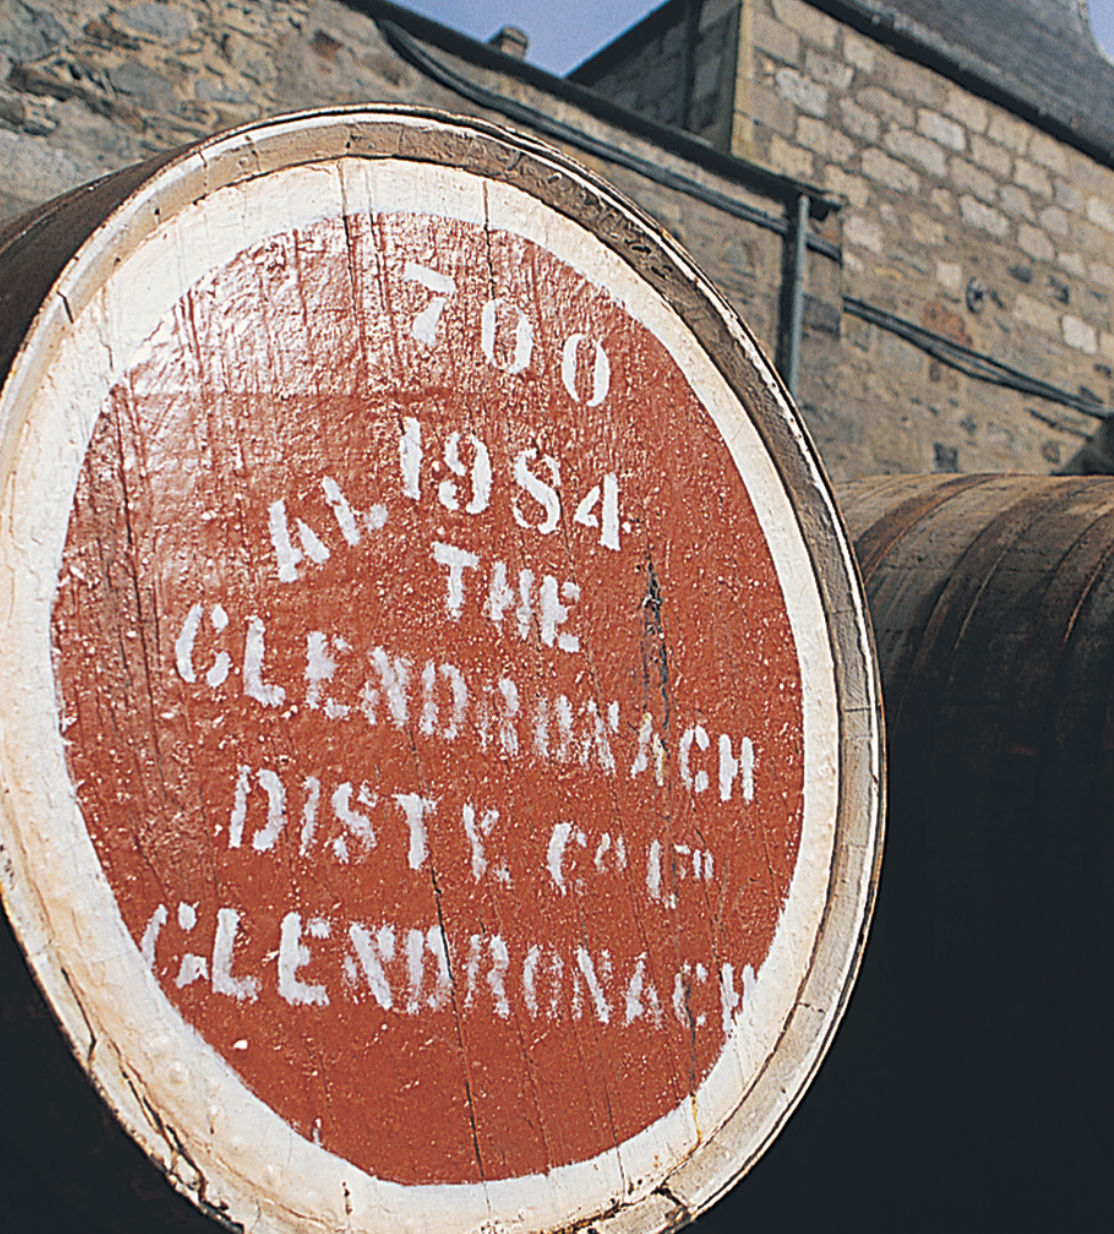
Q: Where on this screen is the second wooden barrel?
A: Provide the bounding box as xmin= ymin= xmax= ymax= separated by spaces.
xmin=736 ymin=474 xmax=1110 ymax=1230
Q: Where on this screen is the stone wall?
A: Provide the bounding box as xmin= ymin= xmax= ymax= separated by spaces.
xmin=581 ymin=0 xmax=1114 ymax=477
xmin=0 ymin=0 xmax=426 ymax=219
xmin=744 ymin=0 xmax=1114 ymax=475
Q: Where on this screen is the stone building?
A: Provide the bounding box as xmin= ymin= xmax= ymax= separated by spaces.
xmin=575 ymin=0 xmax=1114 ymax=476
xmin=2 ymin=1 xmax=1113 ymax=481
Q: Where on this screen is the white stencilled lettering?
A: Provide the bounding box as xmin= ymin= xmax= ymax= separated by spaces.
xmin=573 ymin=472 xmax=621 ymax=551
xmin=144 ymin=903 xmax=752 ymax=1039
xmin=279 ymin=912 xmax=330 ymax=1006
xmin=403 ymin=261 xmax=456 ymax=346
xmin=719 ymin=734 xmax=756 ymax=802
xmin=228 ymin=766 xmax=287 ymax=851
xmin=400 ymin=416 xmax=422 ymax=500
xmin=269 ymin=497 xmax=330 ymax=583
xmin=547 ymin=821 xmax=585 ymax=895
xmin=306 ymin=631 xmax=352 ymax=718
xmin=321 ymin=475 xmax=387 ymax=546
xmin=463 ymin=803 xmax=499 ymax=882
xmin=243 ymin=616 xmax=286 ymax=708
xmin=561 ymin=334 xmax=610 ymax=407
xmin=439 ymin=431 xmax=492 ymax=515
xmin=361 ymin=648 xmax=411 ymax=726
xmin=330 ymin=782 xmax=378 ymax=863
xmin=481 ymin=298 xmax=533 ymax=374
xmin=394 ymin=793 xmax=436 ymax=871
xmin=513 ymin=449 xmax=561 ymax=534
xmin=175 ymin=603 xmax=231 ymax=687
xmin=432 ymin=541 xmax=480 ymax=619
xmin=346 ymin=923 xmax=396 ymax=1009
xmin=212 ymin=907 xmax=259 ymax=1002
xmin=680 ymin=725 xmax=711 ymax=795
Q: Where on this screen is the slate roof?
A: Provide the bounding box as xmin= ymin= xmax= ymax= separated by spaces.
xmin=819 ymin=0 xmax=1114 ymax=159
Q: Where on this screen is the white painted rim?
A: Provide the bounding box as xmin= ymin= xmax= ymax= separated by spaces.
xmin=0 ymin=108 xmax=881 ymax=1233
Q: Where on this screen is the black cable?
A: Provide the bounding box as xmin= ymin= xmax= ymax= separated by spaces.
xmin=377 ymin=19 xmax=843 ymax=262
xmin=844 ymin=297 xmax=1112 ymax=421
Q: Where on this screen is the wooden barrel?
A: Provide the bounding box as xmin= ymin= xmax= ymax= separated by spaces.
xmin=0 ymin=107 xmax=882 ymax=1233
xmin=735 ymin=474 xmax=1110 ymax=1229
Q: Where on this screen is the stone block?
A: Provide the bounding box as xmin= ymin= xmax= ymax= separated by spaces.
xmin=1075 ymin=218 xmax=1111 ymax=256
xmin=824 ymin=164 xmax=870 ymax=208
xmin=931 ymin=187 xmax=956 ymax=216
xmin=917 ymin=294 xmax=972 ymax=343
xmin=1054 ymin=178 xmax=1083 ymax=213
xmin=772 ymin=0 xmax=838 ymax=50
xmin=960 ymin=194 xmax=1009 ymax=238
xmin=910 ymin=211 xmax=945 ymax=247
xmin=843 ymin=248 xmax=866 ymax=276
xmin=987 ymin=110 xmax=1030 ymax=154
xmin=1000 ymin=185 xmax=1034 ymax=220
xmin=769 ymin=132 xmax=814 ymax=180
xmin=1014 ymin=158 xmax=1052 ymax=198
xmin=1065 ymin=145 xmax=1112 ymax=196
xmin=750 ymin=82 xmax=796 ymax=137
xmin=805 ymin=48 xmax=853 ymax=90
xmin=878 ymin=54 xmax=946 ymax=108
xmin=753 ymin=13 xmax=800 ymax=64
xmin=936 ymin=260 xmax=963 ymax=294
xmin=803 ymin=294 xmax=841 ymax=336
xmin=845 ymin=212 xmax=883 ymax=253
xmin=844 ymin=32 xmax=876 ymax=74
xmin=796 ymin=114 xmax=854 ymax=163
xmin=1086 ymin=196 xmax=1114 ymax=232
xmin=1014 ymin=293 xmax=1060 ymax=333
xmin=969 ymin=133 xmax=1011 ymax=178
xmin=1018 ymin=223 xmax=1055 ymax=262
xmin=118 ymin=1 xmax=198 ymax=45
xmin=692 ymin=53 xmax=721 ymax=102
xmin=944 ymin=87 xmax=988 ymax=135
xmin=880 ymin=329 xmax=928 ymax=374
xmin=1029 ymin=129 xmax=1068 ymax=174
xmin=775 ymin=66 xmax=828 ymax=116
xmin=862 ymin=146 xmax=920 ymax=193
xmin=1063 ymin=314 xmax=1098 ymax=354
xmin=1090 ymin=260 xmax=1114 ymax=289
xmin=918 ymin=108 xmax=964 ymax=152
xmin=0 ymin=90 xmax=26 ymax=128
xmin=1 ymin=4 xmax=68 ymax=62
xmin=222 ymin=29 xmax=278 ymax=86
xmin=109 ymin=60 xmax=179 ymax=112
xmin=858 ymin=86 xmax=914 ymax=128
xmin=1039 ymin=205 xmax=1070 ymax=237
xmin=884 ymin=125 xmax=946 ymax=177
xmin=949 ymin=157 xmax=997 ymax=201
xmin=1059 ymin=251 xmax=1086 ymax=279
xmin=839 ymin=97 xmax=878 ymax=143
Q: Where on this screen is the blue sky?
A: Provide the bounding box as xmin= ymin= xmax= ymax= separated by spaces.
xmin=401 ymin=0 xmax=1114 ymax=76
